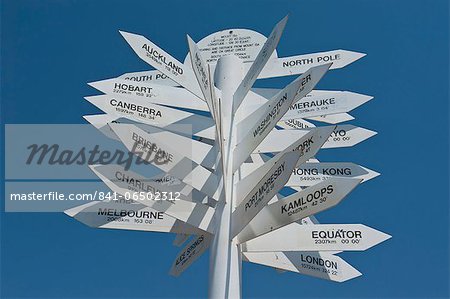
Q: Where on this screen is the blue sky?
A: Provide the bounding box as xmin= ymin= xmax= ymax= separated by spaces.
xmin=1 ymin=0 xmax=449 ymax=298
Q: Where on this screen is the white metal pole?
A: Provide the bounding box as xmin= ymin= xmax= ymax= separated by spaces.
xmin=209 ymin=55 xmax=244 ymax=299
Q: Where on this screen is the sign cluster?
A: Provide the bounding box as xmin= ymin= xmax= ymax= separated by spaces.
xmin=65 ymin=16 xmax=390 ymax=297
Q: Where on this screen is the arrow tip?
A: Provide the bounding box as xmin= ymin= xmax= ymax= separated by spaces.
xmin=119 ymin=30 xmax=139 ymax=46
xmin=63 ymin=206 xmax=79 ymax=217
xmin=84 ymin=95 xmax=100 ymax=106
xmin=63 ymin=203 xmax=94 ymax=217
xmin=348 ymin=51 xmax=367 ymax=61
xmin=335 ymin=50 xmax=367 ymax=68
xmin=87 ymin=79 xmax=105 ymax=91
xmin=118 ymin=30 xmax=130 ymax=37
xmin=360 ymin=166 xmax=381 ymax=182
xmin=186 ymin=34 xmax=193 ymax=45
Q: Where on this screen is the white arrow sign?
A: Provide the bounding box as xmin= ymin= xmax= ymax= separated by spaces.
xmin=64 ymin=199 xmax=204 ymax=235
xmin=241 ymin=91 xmax=361 ymax=126
xmin=88 ymin=78 xmax=208 ymax=112
xmin=170 ymin=233 xmax=212 ymax=277
xmin=287 ymin=162 xmax=380 ymax=187
xmin=85 ymin=94 xmax=215 ymax=139
xmin=323 ymin=125 xmax=377 ymax=148
xmin=83 ymin=114 xmax=121 ymax=141
xmin=278 ymin=114 xmax=354 ymax=129
xmin=255 ymin=125 xmax=377 ymax=153
xmin=236 ymin=177 xmax=361 ymax=243
xmin=259 ymin=49 xmax=366 ymax=79
xmin=281 ymin=91 xmax=372 ymax=121
xmin=233 ymin=15 xmax=288 ymax=112
xmin=243 ymin=251 xmax=361 ymax=282
xmin=242 ymin=223 xmax=391 ymax=252
xmin=119 ymin=31 xmax=202 ymax=98
xmin=251 ymin=89 xmax=371 ymax=120
xmin=187 ymin=35 xmax=225 ymax=145
xmin=277 ymin=118 xmax=316 ymax=130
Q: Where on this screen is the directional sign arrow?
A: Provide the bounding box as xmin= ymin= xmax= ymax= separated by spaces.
xmin=287 ymin=162 xmax=380 ymax=187
xmin=243 ymin=251 xmax=361 ymax=282
xmin=88 ymin=78 xmax=208 ymax=112
xmin=242 ymin=223 xmax=391 ymax=252
xmin=236 ymin=177 xmax=361 ymax=243
xmin=170 ymin=233 xmax=212 ymax=277
xmin=187 ymin=35 xmax=215 ymax=116
xmin=255 ymin=125 xmax=377 ymax=153
xmin=323 ymin=125 xmax=377 ymax=148
xmin=265 ymin=91 xmax=356 ymax=125
xmin=233 ymin=15 xmax=288 ymax=113
xmin=119 ymin=31 xmax=202 ymax=98
xmin=278 ymin=114 xmax=354 ymax=129
xmin=258 ymin=49 xmax=366 ymax=79
xmin=241 ymin=90 xmax=363 ymax=126
xmin=251 ymin=89 xmax=371 ymax=119
xmin=84 ymin=94 xmax=215 ymax=140
xmin=281 ymin=91 xmax=373 ymax=121
xmin=109 ymin=123 xmax=221 ymax=200
xmin=64 ymin=199 xmax=204 ymax=235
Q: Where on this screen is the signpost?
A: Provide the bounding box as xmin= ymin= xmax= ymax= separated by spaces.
xmin=243 ymin=251 xmax=362 ymax=282
xmin=242 ymin=223 xmax=391 ymax=252
xmin=65 ymin=198 xmax=205 ymax=235
xmin=85 ymin=94 xmax=215 ymax=139
xmin=66 ymin=16 xmax=390 ymax=299
xmin=254 ymin=124 xmax=377 ymax=153
xmin=88 ymin=78 xmax=209 ymax=112
xmin=287 ymin=162 xmax=380 ymax=187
